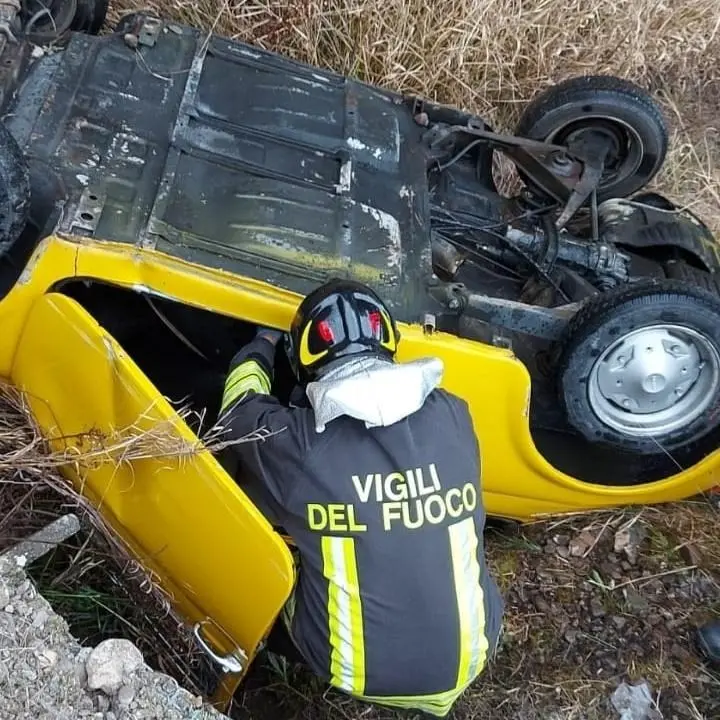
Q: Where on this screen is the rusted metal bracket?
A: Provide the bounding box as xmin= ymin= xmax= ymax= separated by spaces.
xmin=427 ymin=121 xmax=612 ymax=228
xmin=430 ymin=281 xmax=581 ymax=341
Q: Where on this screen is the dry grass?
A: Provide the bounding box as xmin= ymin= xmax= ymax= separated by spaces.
xmin=106 ymin=0 xmax=720 ymax=231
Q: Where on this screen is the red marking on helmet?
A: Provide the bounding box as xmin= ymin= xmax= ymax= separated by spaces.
xmin=368 ymin=311 xmax=382 ymax=336
xmin=316 ymin=319 xmax=334 ymax=343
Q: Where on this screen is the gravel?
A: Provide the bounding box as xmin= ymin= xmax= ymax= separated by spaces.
xmin=0 ymin=554 xmax=226 ymax=720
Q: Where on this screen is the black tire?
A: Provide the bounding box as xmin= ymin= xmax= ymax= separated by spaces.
xmin=558 ymin=280 xmax=720 ymax=455
xmin=70 ymin=0 xmax=109 ymax=35
xmin=0 ymin=122 xmax=30 ymax=256
xmin=22 ymin=0 xmax=108 ymax=44
xmin=516 ymin=75 xmax=668 ymax=202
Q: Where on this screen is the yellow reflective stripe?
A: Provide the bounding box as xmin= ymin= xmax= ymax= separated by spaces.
xmin=323 ymin=537 xmax=345 ymax=688
xmin=379 ymin=308 xmax=397 ymax=352
xmin=448 ymin=516 xmax=489 ymax=687
xmin=221 ymin=360 xmax=271 ymax=411
xmin=299 ymin=321 xmax=329 ymax=367
xmin=343 ymin=538 xmax=365 ymax=690
xmin=321 ymin=536 xmax=365 ymax=695
xmin=359 ymin=687 xmax=461 ymax=717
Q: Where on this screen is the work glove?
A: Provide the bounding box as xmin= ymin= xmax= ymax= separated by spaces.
xmin=256 ymin=326 xmax=284 ymax=346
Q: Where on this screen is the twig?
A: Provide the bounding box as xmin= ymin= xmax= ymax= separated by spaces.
xmin=613 ymin=565 xmax=698 ymax=590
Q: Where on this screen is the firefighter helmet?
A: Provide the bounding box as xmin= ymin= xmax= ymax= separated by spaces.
xmin=286 ymin=279 xmax=400 ymax=381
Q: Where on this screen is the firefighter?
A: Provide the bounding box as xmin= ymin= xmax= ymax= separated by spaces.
xmin=218 ymin=278 xmax=504 ymax=717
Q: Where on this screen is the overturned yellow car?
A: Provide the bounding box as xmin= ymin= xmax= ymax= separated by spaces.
xmin=1 ymin=9 xmax=720 ymax=700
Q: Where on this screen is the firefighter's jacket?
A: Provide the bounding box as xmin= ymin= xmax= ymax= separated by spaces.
xmin=219 ymin=336 xmax=504 ymax=717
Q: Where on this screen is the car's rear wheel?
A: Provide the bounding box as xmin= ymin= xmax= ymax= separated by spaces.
xmin=22 ymin=0 xmax=108 ymax=44
xmin=558 ymin=281 xmax=720 ymax=455
xmin=0 ymin=122 xmax=30 ymax=256
xmin=516 ymin=75 xmax=669 ymax=202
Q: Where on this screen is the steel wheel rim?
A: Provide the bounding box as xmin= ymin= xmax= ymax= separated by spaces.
xmin=588 ymin=324 xmax=720 ymax=438
xmin=545 ymin=115 xmax=644 ymax=194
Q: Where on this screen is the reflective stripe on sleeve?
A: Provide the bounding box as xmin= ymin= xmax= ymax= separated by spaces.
xmin=220 ymin=360 xmax=271 ymax=412
xmin=448 ymin=515 xmax=490 ymax=687
xmin=321 ymin=536 xmax=365 ymax=695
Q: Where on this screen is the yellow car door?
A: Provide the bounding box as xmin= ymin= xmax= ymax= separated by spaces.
xmin=10 ymin=291 xmax=296 ymax=702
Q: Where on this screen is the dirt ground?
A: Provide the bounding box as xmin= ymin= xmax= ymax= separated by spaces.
xmin=226 ymin=504 xmax=720 ymax=720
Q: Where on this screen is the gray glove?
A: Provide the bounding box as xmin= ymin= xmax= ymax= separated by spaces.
xmin=256 ymin=326 xmax=284 ymax=346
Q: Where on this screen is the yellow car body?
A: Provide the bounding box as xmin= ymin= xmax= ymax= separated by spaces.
xmin=2 ymin=234 xmax=719 ymax=702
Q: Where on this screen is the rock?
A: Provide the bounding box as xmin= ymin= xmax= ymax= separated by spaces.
xmin=600 ymin=561 xmax=623 ymax=580
xmin=85 ymin=639 xmax=143 ymax=695
xmin=679 ymin=543 xmax=703 ymax=566
xmin=35 ymin=648 xmax=58 ymax=670
xmin=534 ymin=596 xmax=550 ymax=613
xmin=564 ymin=628 xmax=579 ymax=644
xmin=0 ymin=582 xmax=9 ymax=608
xmin=31 ymin=608 xmax=50 ymax=628
xmin=611 ymin=680 xmax=661 ymax=720
xmin=96 ymin=695 xmax=111 ymax=712
xmin=612 ymin=615 xmax=628 ymax=630
xmin=569 ymin=530 xmax=596 ymax=557
xmin=590 ymin=598 xmax=606 ymax=618
xmin=116 ymin=683 xmax=135 ymax=708
xmin=670 ymin=642 xmax=690 ymax=662
xmin=3 ymin=604 xmax=14 ymax=614
xmin=614 ymin=524 xmax=646 ymax=565
xmin=553 ymin=534 xmax=570 ymax=546
xmin=557 ymin=545 xmax=571 ymax=559
xmin=625 ymin=589 xmax=650 ymax=614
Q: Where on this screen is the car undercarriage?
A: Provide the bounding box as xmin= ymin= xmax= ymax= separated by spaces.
xmin=1 ymin=11 xmax=720 ymax=483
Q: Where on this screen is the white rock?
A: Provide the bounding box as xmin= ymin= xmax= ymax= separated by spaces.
xmin=85 ymin=639 xmax=144 ymax=694
xmin=36 ymin=648 xmax=58 ymax=670
xmin=116 ymin=683 xmax=135 ymax=708
xmin=32 ymin=608 xmax=50 ymax=628
xmin=611 ymin=681 xmax=662 ymax=720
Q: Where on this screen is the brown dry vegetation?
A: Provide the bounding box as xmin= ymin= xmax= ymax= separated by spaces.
xmin=107 ymin=0 xmax=720 ymax=233
xmin=4 ymin=2 xmax=720 ymax=719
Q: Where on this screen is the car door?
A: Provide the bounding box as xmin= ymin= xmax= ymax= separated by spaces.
xmin=10 ymin=291 xmax=296 ymax=699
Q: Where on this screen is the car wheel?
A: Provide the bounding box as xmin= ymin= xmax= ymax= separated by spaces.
xmin=70 ymin=0 xmax=109 ymax=35
xmin=516 ymin=75 xmax=668 ymax=202
xmin=557 ymin=280 xmax=720 ymax=455
xmin=22 ymin=0 xmax=108 ymax=44
xmin=0 ymin=122 xmax=30 ymax=256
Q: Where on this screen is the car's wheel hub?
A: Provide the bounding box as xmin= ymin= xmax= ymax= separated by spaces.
xmin=589 ymin=324 xmax=720 ymax=437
